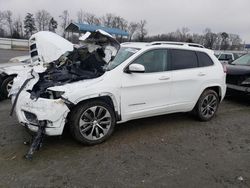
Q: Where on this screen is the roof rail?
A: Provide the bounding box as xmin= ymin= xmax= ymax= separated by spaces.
xmin=149 ymin=41 xmax=205 ymax=48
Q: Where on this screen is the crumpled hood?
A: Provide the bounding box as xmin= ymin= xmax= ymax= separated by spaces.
xmin=47 ymin=76 xmax=104 ymax=93
xmin=0 ymin=64 xmax=30 ymax=74
xmin=29 ymin=31 xmax=74 ymax=64
xmin=10 ymin=30 xmax=120 ymax=100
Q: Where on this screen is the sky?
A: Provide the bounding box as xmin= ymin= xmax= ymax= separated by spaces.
xmin=1 ymin=0 xmax=250 ymax=42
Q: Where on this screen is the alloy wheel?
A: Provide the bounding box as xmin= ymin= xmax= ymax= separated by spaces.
xmin=79 ymin=106 xmax=112 ymax=141
xmin=200 ymin=94 xmax=218 ymax=118
xmin=6 ymin=80 xmax=13 ymax=93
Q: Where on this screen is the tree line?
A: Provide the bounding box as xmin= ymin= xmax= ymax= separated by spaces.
xmin=0 ymin=9 xmax=244 ymax=50
xmin=145 ymin=27 xmax=244 ymax=50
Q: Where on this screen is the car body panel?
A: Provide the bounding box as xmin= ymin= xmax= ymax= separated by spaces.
xmin=226 ymin=54 xmax=250 ymax=93
xmin=29 ymin=31 xmax=74 ymax=64
xmin=11 ymin=36 xmax=226 ymax=136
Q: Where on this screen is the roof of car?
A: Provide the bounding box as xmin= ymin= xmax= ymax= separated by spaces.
xmin=121 ymin=41 xmax=213 ymax=54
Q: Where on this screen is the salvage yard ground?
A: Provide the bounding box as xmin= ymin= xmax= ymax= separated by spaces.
xmin=0 ymin=49 xmax=250 ymax=187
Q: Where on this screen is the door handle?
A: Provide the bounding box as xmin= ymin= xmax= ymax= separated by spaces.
xmin=159 ymin=76 xmax=170 ymax=80
xmin=198 ymin=72 xmax=206 ymax=77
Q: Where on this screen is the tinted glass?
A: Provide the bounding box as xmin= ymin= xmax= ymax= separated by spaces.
xmin=132 ymin=49 xmax=168 ymax=73
xmin=197 ymin=52 xmax=214 ymax=67
xmin=171 ymin=49 xmax=198 ymax=70
xmin=219 ymin=54 xmax=232 ymax=61
xmin=231 ymin=54 xmax=250 ymax=66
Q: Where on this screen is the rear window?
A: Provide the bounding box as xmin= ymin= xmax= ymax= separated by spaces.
xmin=197 ymin=52 xmax=214 ymax=67
xmin=171 ymin=49 xmax=198 ymax=70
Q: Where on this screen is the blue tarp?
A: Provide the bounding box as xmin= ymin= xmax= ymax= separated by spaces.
xmin=65 ymin=23 xmax=129 ymax=37
xmin=245 ymin=44 xmax=250 ymax=49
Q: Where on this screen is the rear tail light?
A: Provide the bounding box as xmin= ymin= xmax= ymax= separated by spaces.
xmin=222 ymin=64 xmax=227 ymax=73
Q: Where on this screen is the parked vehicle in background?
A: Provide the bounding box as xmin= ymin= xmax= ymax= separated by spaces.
xmin=215 ymin=51 xmax=246 ymax=64
xmin=0 ymin=55 xmax=30 ymax=100
xmin=226 ymin=53 xmax=250 ymax=94
xmin=11 ymin=30 xmax=226 ymax=160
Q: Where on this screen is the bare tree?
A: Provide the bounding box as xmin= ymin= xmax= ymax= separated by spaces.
xmin=3 ymin=10 xmax=13 ymax=36
xmin=101 ymin=13 xmax=115 ymax=27
xmin=203 ymin=28 xmax=217 ymax=49
xmin=0 ymin=11 xmax=6 ymax=37
xmin=136 ymin=20 xmax=147 ymax=41
xmin=229 ymin=34 xmax=242 ymax=50
xmin=35 ymin=10 xmax=51 ymax=31
xmin=84 ymin=13 xmax=100 ymax=25
xmin=0 ymin=11 xmax=4 ymax=24
xmin=128 ymin=22 xmax=138 ymax=41
xmin=59 ymin=10 xmax=70 ymax=37
xmin=77 ymin=9 xmax=85 ymax=24
xmin=12 ymin=16 xmax=23 ymax=38
xmin=77 ymin=10 xmax=100 ymax=25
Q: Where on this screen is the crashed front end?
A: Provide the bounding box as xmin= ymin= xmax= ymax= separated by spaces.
xmin=9 ymin=30 xmax=119 ymax=159
xmin=14 ymin=90 xmax=70 ymax=135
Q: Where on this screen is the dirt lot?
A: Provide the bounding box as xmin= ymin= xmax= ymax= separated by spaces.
xmin=0 ymin=50 xmax=250 ymax=187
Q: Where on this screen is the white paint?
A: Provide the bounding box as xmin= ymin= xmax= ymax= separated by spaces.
xmin=13 ymin=40 xmax=226 ymax=136
xmin=29 ymin=31 xmax=74 ymax=64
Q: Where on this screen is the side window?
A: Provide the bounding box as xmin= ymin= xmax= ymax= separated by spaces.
xmin=197 ymin=52 xmax=214 ymax=67
xmin=226 ymin=54 xmax=233 ymax=60
xmin=170 ymin=49 xmax=198 ymax=70
xmin=219 ymin=54 xmax=232 ymax=61
xmin=132 ymin=49 xmax=168 ymax=73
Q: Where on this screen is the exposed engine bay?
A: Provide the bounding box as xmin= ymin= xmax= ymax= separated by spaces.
xmin=27 ymin=30 xmax=120 ymax=99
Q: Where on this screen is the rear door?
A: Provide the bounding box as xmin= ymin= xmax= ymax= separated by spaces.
xmin=169 ymin=49 xmax=206 ymax=109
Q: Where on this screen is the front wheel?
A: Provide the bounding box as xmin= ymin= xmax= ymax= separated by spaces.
xmin=1 ymin=76 xmax=15 ymax=99
xmin=194 ymin=89 xmax=219 ymax=121
xmin=69 ymin=100 xmax=116 ymax=145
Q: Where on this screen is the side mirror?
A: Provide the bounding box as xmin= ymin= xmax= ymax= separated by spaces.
xmin=126 ymin=64 xmax=145 ymax=73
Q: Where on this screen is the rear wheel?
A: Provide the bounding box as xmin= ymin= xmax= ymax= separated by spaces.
xmin=194 ymin=89 xmax=219 ymax=121
xmin=1 ymin=76 xmax=15 ymax=99
xmin=69 ymin=100 xmax=116 ymax=145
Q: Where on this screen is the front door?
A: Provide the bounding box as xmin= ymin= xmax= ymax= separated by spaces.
xmin=121 ymin=49 xmax=172 ymax=120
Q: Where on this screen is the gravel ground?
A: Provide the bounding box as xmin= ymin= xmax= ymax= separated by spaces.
xmin=0 ymin=50 xmax=249 ymax=187
xmin=0 ymin=96 xmax=250 ymax=188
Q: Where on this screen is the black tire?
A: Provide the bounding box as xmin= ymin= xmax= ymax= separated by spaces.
xmin=69 ymin=100 xmax=116 ymax=145
xmin=193 ymin=89 xmax=219 ymax=121
xmin=1 ymin=76 xmax=15 ymax=99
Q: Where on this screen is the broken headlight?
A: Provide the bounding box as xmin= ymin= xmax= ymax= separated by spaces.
xmin=50 ymin=90 xmax=65 ymax=99
xmin=41 ymin=90 xmax=65 ymax=99
xmin=241 ymin=78 xmax=250 ymax=85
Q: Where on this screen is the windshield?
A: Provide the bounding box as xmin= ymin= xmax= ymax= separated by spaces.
xmin=231 ymin=54 xmax=250 ymax=66
xmin=106 ymin=47 xmax=139 ymax=70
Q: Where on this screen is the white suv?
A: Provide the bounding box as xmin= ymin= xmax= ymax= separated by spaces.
xmin=11 ymin=32 xmax=226 ymax=149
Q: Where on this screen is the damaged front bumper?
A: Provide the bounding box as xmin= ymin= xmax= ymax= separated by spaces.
xmin=14 ymin=90 xmax=70 ymax=136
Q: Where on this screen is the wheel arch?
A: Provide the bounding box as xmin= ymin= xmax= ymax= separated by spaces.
xmin=192 ymin=85 xmax=223 ymax=110
xmin=202 ymin=85 xmax=222 ymax=101
xmin=67 ymin=93 xmax=121 ymax=121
